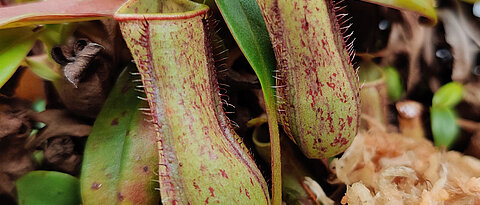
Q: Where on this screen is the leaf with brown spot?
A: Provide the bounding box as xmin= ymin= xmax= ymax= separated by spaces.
xmin=80 ymin=64 xmax=159 ymax=205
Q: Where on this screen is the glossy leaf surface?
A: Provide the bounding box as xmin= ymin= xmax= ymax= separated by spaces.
xmin=80 ymin=64 xmax=159 ymax=205
xmin=25 ymin=57 xmax=61 ymax=82
xmin=0 ymin=26 xmax=42 ymax=88
xmin=432 ymin=82 xmax=464 ymax=108
xmin=431 ymin=107 xmax=460 ymax=148
xmin=16 ymin=171 xmax=81 ymax=205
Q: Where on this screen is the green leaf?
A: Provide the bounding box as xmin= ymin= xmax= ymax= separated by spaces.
xmin=360 ymin=0 xmax=437 ymax=24
xmin=25 ymin=57 xmax=61 ymax=82
xmin=39 ymin=23 xmax=77 ymax=52
xmin=16 ymin=171 xmax=81 ymax=205
xmin=432 ymin=82 xmax=464 ymax=108
xmin=215 ymin=0 xmax=276 ymax=94
xmin=384 ymin=66 xmax=404 ymax=101
xmin=215 ymin=0 xmax=282 ymax=203
xmin=431 ymin=107 xmax=460 ymax=148
xmin=0 ymin=26 xmax=42 ymax=88
xmin=80 ymin=64 xmax=159 ymax=204
xmin=32 ymin=99 xmax=46 ymax=112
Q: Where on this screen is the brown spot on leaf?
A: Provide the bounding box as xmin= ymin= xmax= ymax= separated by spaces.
xmin=91 ymin=182 xmax=102 ymax=190
xmin=121 ymin=83 xmax=131 ymax=93
xmin=111 ymin=118 xmax=119 ymax=126
xmin=117 ymin=192 xmax=125 ymax=201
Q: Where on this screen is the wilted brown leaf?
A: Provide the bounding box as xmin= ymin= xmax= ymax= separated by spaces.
xmin=27 ymin=109 xmax=91 ymax=149
xmin=0 ymin=96 xmax=34 ymax=202
xmin=51 ymin=20 xmax=131 ymax=119
xmin=43 ymin=136 xmax=82 ymax=174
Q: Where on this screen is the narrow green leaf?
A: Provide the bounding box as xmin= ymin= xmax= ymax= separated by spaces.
xmin=431 ymin=107 xmax=460 ymax=148
xmin=80 ymin=64 xmax=159 ymax=205
xmin=215 ymin=0 xmax=282 ymax=203
xmin=0 ymin=26 xmax=42 ymax=88
xmin=16 ymin=171 xmax=81 ymax=205
xmin=432 ymin=82 xmax=464 ymax=108
xmin=25 ymin=57 xmax=61 ymax=82
xmin=361 ymin=0 xmax=437 ymax=24
xmin=215 ymin=0 xmax=276 ymax=93
xmin=384 ymin=66 xmax=404 ymax=101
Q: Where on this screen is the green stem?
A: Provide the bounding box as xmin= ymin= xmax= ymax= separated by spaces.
xmin=264 ymin=96 xmax=282 ymax=204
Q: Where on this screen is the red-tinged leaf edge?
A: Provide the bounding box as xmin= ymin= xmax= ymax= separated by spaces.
xmin=0 ymin=0 xmax=127 ymax=29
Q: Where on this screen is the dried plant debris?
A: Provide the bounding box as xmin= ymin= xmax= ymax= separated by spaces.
xmin=27 ymin=109 xmax=91 ymax=149
xmin=0 ymin=96 xmax=91 ymax=201
xmin=466 ymin=133 xmax=480 ymax=159
xmin=0 ymin=96 xmax=34 ymax=201
xmin=463 ymin=82 xmax=480 ymax=116
xmin=43 ymin=136 xmax=82 ymax=174
xmin=332 ymin=130 xmax=480 ymax=204
xmin=437 ymin=2 xmax=480 ymax=84
xmin=53 ymin=39 xmax=104 ymax=87
xmin=51 ymin=19 xmax=131 ymax=119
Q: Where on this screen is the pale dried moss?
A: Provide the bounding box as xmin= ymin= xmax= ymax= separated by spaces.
xmin=332 ymin=130 xmax=480 ymax=204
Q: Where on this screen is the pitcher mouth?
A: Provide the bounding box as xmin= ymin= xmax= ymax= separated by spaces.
xmin=114 ymin=0 xmax=209 ymax=21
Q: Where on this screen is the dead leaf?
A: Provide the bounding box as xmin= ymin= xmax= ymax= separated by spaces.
xmin=438 ymin=8 xmax=478 ymax=83
xmin=379 ymin=10 xmax=427 ymax=91
xmin=51 ymin=19 xmax=131 ymax=118
xmin=0 ymin=95 xmax=34 ymax=201
xmin=52 ymin=39 xmax=104 ymax=87
xmin=27 ymin=109 xmax=91 ymax=149
xmin=43 ymin=136 xmax=82 ymax=174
